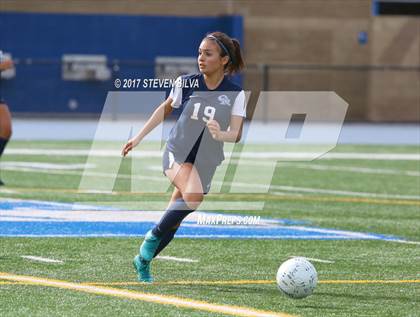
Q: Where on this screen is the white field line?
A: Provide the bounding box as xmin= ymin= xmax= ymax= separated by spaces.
xmin=149 ymin=162 xmax=420 ymax=177
xmin=155 ymin=256 xmax=199 ymax=263
xmin=0 ymin=272 xmax=294 ymax=317
xmin=4 ymin=149 xmax=420 ymax=161
xmin=21 ymin=256 xmax=63 ymax=264
xmin=269 ymin=186 xmax=420 ymax=200
xmin=278 ymin=163 xmax=420 ymax=177
xmin=1 ymin=161 xmax=95 ymax=170
xmin=384 ymin=239 xmax=420 ymax=245
xmin=234 ymin=161 xmax=420 ymax=177
xmin=0 ymin=188 xmax=18 ymax=194
xmin=3 ymin=198 xmax=116 ymax=211
xmin=3 ymin=159 xmax=418 ymax=177
xmin=0 ymin=166 xmax=163 ymax=182
xmin=2 ymin=165 xmax=419 ymax=201
xmin=284 ymin=225 xmax=379 ymax=240
xmin=289 ymin=256 xmax=335 ymax=264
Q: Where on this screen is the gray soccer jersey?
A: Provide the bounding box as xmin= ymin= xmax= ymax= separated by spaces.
xmin=166 ymin=73 xmax=246 ymax=167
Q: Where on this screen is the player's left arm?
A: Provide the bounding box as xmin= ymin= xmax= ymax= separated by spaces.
xmin=207 ymin=115 xmax=243 ymax=143
xmin=207 ymin=90 xmax=246 ymax=142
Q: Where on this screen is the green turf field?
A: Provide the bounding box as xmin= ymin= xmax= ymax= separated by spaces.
xmin=0 ymin=140 xmax=419 ymax=317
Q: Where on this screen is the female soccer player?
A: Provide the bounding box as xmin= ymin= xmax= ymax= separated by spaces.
xmin=122 ymin=31 xmax=246 ymax=282
xmin=0 ymin=51 xmax=13 ymax=186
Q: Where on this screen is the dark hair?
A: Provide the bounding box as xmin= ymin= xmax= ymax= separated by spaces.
xmin=205 ymin=31 xmax=244 ymax=75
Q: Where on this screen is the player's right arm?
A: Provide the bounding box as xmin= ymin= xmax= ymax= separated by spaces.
xmin=122 ymin=97 xmax=174 ymax=156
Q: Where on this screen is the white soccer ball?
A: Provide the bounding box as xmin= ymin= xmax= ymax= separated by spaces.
xmin=276 ymin=257 xmax=318 ymax=299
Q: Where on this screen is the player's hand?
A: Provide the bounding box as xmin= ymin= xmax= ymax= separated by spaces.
xmin=122 ymin=137 xmax=140 ymax=157
xmin=207 ymin=120 xmax=221 ymax=141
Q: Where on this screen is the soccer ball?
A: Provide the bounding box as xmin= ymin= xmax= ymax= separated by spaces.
xmin=276 ymin=257 xmax=318 ymax=299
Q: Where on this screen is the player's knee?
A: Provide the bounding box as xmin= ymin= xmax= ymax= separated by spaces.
xmin=0 ymin=125 xmax=12 ymax=140
xmin=183 ymin=192 xmax=203 ymax=210
xmin=0 ymin=105 xmax=12 ymax=139
xmin=3 ymin=126 xmax=12 ymax=139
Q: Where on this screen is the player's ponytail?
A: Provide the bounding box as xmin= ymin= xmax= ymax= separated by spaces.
xmin=229 ymin=38 xmax=244 ymax=75
xmin=205 ymin=31 xmax=245 ymax=75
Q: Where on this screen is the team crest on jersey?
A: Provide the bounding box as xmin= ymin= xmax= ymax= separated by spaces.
xmin=218 ymin=95 xmax=231 ymax=106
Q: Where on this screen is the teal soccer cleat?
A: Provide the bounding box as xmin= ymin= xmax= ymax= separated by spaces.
xmin=133 ymin=255 xmax=153 ymax=283
xmin=139 ymin=230 xmax=162 ymax=261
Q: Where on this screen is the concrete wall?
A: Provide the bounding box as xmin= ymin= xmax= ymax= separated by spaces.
xmin=2 ymin=0 xmax=419 ymax=122
xmin=368 ymin=17 xmax=419 ymax=121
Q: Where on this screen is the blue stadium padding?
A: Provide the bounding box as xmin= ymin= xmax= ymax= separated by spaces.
xmin=372 ymin=0 xmax=380 ymax=16
xmin=0 ymin=12 xmax=243 ymax=114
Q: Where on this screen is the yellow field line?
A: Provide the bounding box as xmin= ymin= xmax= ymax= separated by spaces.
xmin=84 ymin=279 xmax=420 ymax=286
xmin=2 ymin=187 xmax=419 ymax=206
xmin=0 ymin=281 xmax=26 ymax=285
xmin=0 ymin=272 xmax=294 ymax=317
xmin=84 ymin=280 xmax=274 ymax=286
xmin=320 ymin=279 xmax=420 ymax=284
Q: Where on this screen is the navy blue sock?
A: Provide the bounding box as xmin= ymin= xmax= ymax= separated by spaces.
xmin=152 ymin=198 xmax=195 ymax=238
xmin=153 ymin=227 xmax=178 ymax=258
xmin=0 ymin=137 xmax=8 ymax=156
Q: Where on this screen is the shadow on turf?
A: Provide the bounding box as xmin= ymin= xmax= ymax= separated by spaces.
xmin=143 ymin=283 xmax=281 ymax=296
xmin=146 ymin=285 xmax=346 ymax=311
xmin=154 ymin=285 xmax=419 ymax=307
xmin=316 ymin=291 xmax=418 ymax=303
xmin=294 ymin=305 xmax=343 ymax=311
